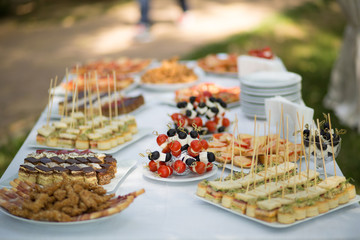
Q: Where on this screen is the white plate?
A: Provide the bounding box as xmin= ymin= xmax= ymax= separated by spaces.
xmin=0 ymin=206 xmax=124 ymax=225
xmin=140 ymin=64 xmax=205 ymax=92
xmin=215 ymin=162 xmax=251 ymax=174
xmin=198 ymin=53 xmax=238 ymax=78
xmin=0 ymin=158 xmax=137 ymax=193
xmin=241 ymin=72 xmax=301 ymax=89
xmin=241 ymin=93 xmax=301 ymax=104
xmin=196 ymin=195 xmax=360 ymax=228
xmin=53 ymin=75 xmax=140 ymax=97
xmin=143 ymin=165 xmax=218 ymax=183
xmin=28 ymin=127 xmax=152 ymax=154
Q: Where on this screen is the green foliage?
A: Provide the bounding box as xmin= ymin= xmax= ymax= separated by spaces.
xmin=184 ymin=0 xmax=360 ymax=191
xmin=0 ymin=134 xmax=27 ymax=178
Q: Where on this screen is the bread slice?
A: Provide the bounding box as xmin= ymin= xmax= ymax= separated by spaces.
xmin=305 ymin=205 xmax=319 ymax=217
xmin=316 ymin=199 xmax=329 ymax=214
xmin=246 ymin=204 xmax=256 ymax=217
xmin=337 ymin=191 xmax=349 ymax=204
xmin=278 ymin=209 xmax=295 ymax=224
xmin=221 ymin=193 xmax=234 ymax=208
xmin=327 ymin=197 xmax=339 ymax=209
xmin=196 ymin=181 xmax=208 ymax=197
xmin=231 ymin=199 xmax=246 ymax=214
xmin=254 ymin=208 xmax=278 ymax=223
xmin=293 ymin=206 xmax=306 ymax=220
xmin=346 ymin=184 xmax=356 ymax=199
xmin=75 ymin=139 xmax=89 ymax=150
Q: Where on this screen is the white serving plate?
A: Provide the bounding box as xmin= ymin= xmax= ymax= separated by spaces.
xmin=0 ymin=158 xmax=137 ymax=193
xmin=241 ymin=72 xmax=301 ymax=89
xmin=240 ymin=84 xmax=301 ymax=96
xmin=0 ymin=206 xmax=121 ymax=225
xmin=196 ymin=195 xmax=360 ymax=228
xmin=241 ymin=92 xmax=301 ymax=104
xmin=28 ymin=127 xmax=152 ymax=154
xmin=143 ymin=165 xmax=218 ymax=183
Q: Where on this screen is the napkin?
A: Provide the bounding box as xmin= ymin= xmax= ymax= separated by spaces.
xmin=264 ymin=96 xmax=314 ymax=140
xmin=237 ymin=55 xmax=287 ymax=78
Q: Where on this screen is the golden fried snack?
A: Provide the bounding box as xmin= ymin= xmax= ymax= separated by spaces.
xmin=141 ymin=57 xmax=197 ymax=84
xmin=0 ymin=175 xmax=145 ymax=222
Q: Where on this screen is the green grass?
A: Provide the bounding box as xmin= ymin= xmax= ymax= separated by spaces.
xmin=0 ymin=134 xmax=28 ymax=177
xmin=185 ymin=0 xmax=360 ymax=190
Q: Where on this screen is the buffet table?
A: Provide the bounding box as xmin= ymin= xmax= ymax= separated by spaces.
xmin=0 ymin=74 xmax=359 ymax=240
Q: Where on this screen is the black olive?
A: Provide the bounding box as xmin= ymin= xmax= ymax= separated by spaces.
xmin=207 ymin=152 xmax=216 ymax=162
xmin=218 ymin=126 xmax=226 ymax=132
xmin=190 ymin=130 xmax=199 ymax=138
xmin=151 ymin=151 xmax=160 ymax=160
xmin=167 ymin=128 xmax=177 ymax=137
xmin=189 ymin=96 xmax=196 ymax=104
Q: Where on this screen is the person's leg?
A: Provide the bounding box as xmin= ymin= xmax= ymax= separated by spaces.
xmin=177 ymin=0 xmax=188 ymax=12
xmin=138 ymin=0 xmax=151 ymax=26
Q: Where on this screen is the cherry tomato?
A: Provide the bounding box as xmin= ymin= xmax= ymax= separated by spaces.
xmin=173 ymin=160 xmax=186 ymax=174
xmin=148 ymin=160 xmax=158 ymax=172
xmin=214 ymin=116 xmax=220 ymax=124
xmin=192 ymin=161 xmax=206 ymax=174
xmin=171 ymin=113 xmax=183 ymax=122
xmin=190 ymin=140 xmax=203 ymax=153
xmin=192 ymin=117 xmax=203 ymax=128
xmin=222 ymin=118 xmax=230 ymax=127
xmin=177 ymin=117 xmax=188 ymax=128
xmin=206 ymin=162 xmax=213 ymax=172
xmin=171 ymin=149 xmax=181 ymax=157
xmin=187 ymin=146 xmax=199 ymax=157
xmin=156 ymin=134 xmax=168 ymax=146
xmin=169 ymin=140 xmax=181 ymax=152
xmin=205 ymin=120 xmax=217 ymax=133
xmin=167 ymin=166 xmax=173 ymax=176
xmin=158 ymin=165 xmax=170 ymax=178
xmin=200 ymin=139 xmax=209 ymax=150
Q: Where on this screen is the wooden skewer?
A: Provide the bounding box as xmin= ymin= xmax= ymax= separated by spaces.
xmin=250 ymin=115 xmax=257 ymax=177
xmin=230 ymin=116 xmax=239 ymax=181
xmin=327 ymin=113 xmax=337 ymax=176
xmin=267 ymin=109 xmax=272 ymax=169
xmin=275 ymin=122 xmax=280 ymax=185
xmin=95 ymin=72 xmax=104 ymax=128
xmin=83 ymin=74 xmax=87 ymax=125
xmin=46 ymin=78 xmax=53 ymax=127
xmin=75 ymin=65 xmax=79 ymax=113
xmin=107 ymin=74 xmax=112 ymax=123
xmin=87 ymin=74 xmax=94 ymax=128
xmin=297 ymin=113 xmax=308 ymax=177
xmin=47 ymin=76 xmax=57 ymax=127
xmin=113 ymin=70 xmax=118 ymax=118
xmin=312 ymin=121 xmax=317 ymax=187
xmin=70 ymin=75 xmax=79 ymax=129
xmin=281 ymin=104 xmax=285 ymax=140
xmin=316 ymin=118 xmax=328 ymax=180
xmin=236 ymin=117 xmax=244 ymax=179
xmin=286 ymin=117 xmax=290 ymax=185
xmin=253 ymin=124 xmax=260 ymax=186
xmin=293 ymin=122 xmax=297 ymax=194
xmin=306 ymin=123 xmax=312 ymax=192
xmin=62 ymin=68 xmax=69 ymax=120
xmin=264 ymin=122 xmax=268 ymax=189
xmin=246 ymin=127 xmax=258 ymax=194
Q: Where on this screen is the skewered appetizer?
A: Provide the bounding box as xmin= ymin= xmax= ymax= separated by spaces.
xmin=175 ymin=82 xmax=240 ymax=104
xmin=144 ymin=127 xmax=215 ymax=178
xmin=207 ymin=133 xmax=303 ymax=168
xmin=0 ymin=177 xmax=144 ymax=222
xmin=197 ymin=166 xmax=356 ymax=224
xmin=141 ymin=57 xmax=198 ymax=84
xmin=302 ymin=115 xmax=344 ymax=160
xmin=197 ymin=53 xmax=238 ymax=74
xmin=36 ymin=114 xmax=137 ymax=151
xmin=18 ymin=149 xmax=117 ymax=186
xmin=171 ymin=95 xmax=230 ymax=135
xmin=58 ymin=92 xmax=145 ymax=117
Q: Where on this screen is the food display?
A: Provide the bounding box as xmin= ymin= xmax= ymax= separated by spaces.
xmin=171 ymin=95 xmax=230 ymax=135
xmin=247 ymin=47 xmax=275 ymax=59
xmin=18 ymin=149 xmax=117 ymax=186
xmin=175 ymin=83 xmax=240 ymax=104
xmin=141 ymin=58 xmax=198 ymax=84
xmin=197 ymin=53 xmax=238 ymax=74
xmin=0 ymin=178 xmax=144 ymax=222
xmin=62 ymin=57 xmax=152 ymax=94
xmin=58 ymin=92 xmax=145 ymax=117
xmin=72 ymin=57 xmax=152 ymax=75
xmin=36 ymin=114 xmax=137 ymax=150
xmin=144 ymin=127 xmax=215 ymax=178
xmin=207 ymin=133 xmax=303 ymax=168
xmin=197 ymin=164 xmax=356 ymax=225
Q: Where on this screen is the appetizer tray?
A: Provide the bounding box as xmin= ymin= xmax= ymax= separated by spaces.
xmin=196 ymin=195 xmax=360 ymax=228
xmin=0 ymin=206 xmax=121 ymax=225
xmin=28 ymin=127 xmax=152 ymax=154
xmin=0 ymin=158 xmax=137 ymax=194
xmin=143 ymin=165 xmax=218 ymax=183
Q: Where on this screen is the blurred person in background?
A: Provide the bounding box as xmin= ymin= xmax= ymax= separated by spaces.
xmin=135 ymin=0 xmax=191 ymax=42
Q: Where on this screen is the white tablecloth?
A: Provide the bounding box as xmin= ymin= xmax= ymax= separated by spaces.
xmin=0 ymin=75 xmax=359 ymax=240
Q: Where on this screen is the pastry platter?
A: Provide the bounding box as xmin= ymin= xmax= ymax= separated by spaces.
xmin=29 ymin=127 xmax=152 ymax=154
xmin=195 ymin=195 xmax=360 ymax=228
